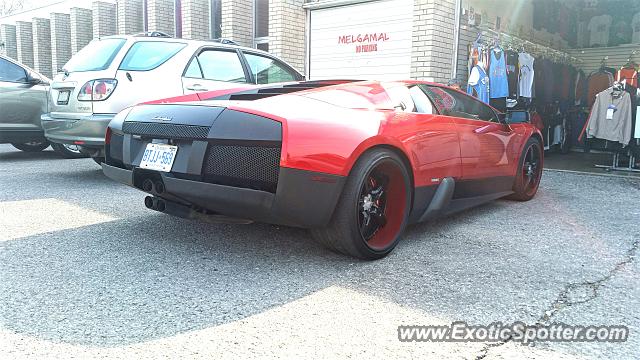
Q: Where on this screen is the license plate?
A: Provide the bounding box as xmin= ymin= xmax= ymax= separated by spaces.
xmin=57 ymin=91 xmax=70 ymax=104
xmin=139 ymin=143 xmax=178 ymax=172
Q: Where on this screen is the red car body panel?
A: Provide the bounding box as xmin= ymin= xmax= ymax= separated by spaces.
xmin=223 ymin=81 xmax=539 ymax=187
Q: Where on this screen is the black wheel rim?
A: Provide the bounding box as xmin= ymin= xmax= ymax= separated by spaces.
xmin=357 ymin=169 xmax=388 ymax=241
xmin=354 ymin=159 xmax=408 ymax=251
xmin=522 ymin=143 xmax=542 ymax=193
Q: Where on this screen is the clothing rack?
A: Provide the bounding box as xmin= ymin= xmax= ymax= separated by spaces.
xmin=590 ymin=82 xmax=640 ymax=173
xmin=476 ymin=28 xmax=582 ymax=66
xmin=593 ymin=147 xmax=640 ymax=173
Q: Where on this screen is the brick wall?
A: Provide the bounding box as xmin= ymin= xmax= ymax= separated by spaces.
xmin=51 ymin=13 xmax=72 ymax=75
xmin=70 ymin=7 xmax=94 ymax=54
xmin=269 ymin=0 xmax=305 ymax=73
xmin=1 ymin=24 xmax=18 ymax=60
xmin=410 ymin=0 xmax=457 ymax=83
xmin=117 ymin=0 xmax=144 ymax=35
xmin=147 ymin=0 xmax=175 ymax=36
xmin=32 ymin=17 xmax=53 ymax=78
xmin=182 ymin=0 xmax=210 ymax=40
xmin=16 ymin=21 xmax=34 ymax=68
xmin=93 ymin=1 xmax=117 ymax=38
xmin=221 ymin=0 xmax=252 ymax=47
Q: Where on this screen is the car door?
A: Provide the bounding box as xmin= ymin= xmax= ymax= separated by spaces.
xmin=385 ymin=84 xmax=462 ymax=184
xmin=181 ymin=48 xmax=250 ymax=94
xmin=0 ymin=57 xmax=47 ymax=131
xmin=423 ymin=86 xmax=517 ymax=189
xmin=241 ymin=51 xmax=301 ymax=84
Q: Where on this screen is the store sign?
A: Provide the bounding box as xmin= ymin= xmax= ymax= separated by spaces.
xmin=308 ymin=0 xmax=412 ymax=80
xmin=337 ymin=33 xmax=390 ymax=53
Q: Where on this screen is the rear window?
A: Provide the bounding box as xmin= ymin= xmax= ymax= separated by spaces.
xmin=119 ymin=41 xmax=186 ymax=71
xmin=64 ymin=38 xmax=126 ymax=72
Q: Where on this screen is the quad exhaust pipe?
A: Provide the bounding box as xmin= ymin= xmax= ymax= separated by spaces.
xmin=144 ymin=196 xmax=165 ymax=212
xmin=141 ymin=178 xmax=165 ymax=194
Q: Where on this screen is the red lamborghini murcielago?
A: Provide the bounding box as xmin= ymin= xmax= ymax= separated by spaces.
xmin=102 ymin=80 xmax=543 ymax=259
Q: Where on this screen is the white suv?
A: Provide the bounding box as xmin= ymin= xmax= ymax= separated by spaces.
xmin=41 ymin=33 xmax=303 ymax=162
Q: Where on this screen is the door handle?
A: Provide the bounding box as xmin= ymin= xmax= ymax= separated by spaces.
xmin=186 ymin=84 xmax=208 ymax=92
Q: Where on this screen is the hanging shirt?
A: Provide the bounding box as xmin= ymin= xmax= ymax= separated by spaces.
xmin=632 ymin=13 xmax=640 ymax=44
xmin=489 ymin=48 xmax=509 ymax=99
xmin=506 ymin=50 xmax=519 ymax=98
xmin=575 ymin=70 xmax=586 ymax=106
xmin=587 ymin=88 xmax=633 ymax=146
xmin=541 ymin=59 xmax=555 ymax=104
xmin=587 ymin=71 xmax=614 ymax=107
xmin=588 ymin=15 xmax=613 ymax=47
xmin=517 ymin=52 xmax=535 ymax=99
xmin=616 ymin=67 xmax=638 ymax=87
xmin=560 ymin=65 xmax=572 ymax=101
xmin=467 ymin=65 xmax=490 ymax=104
xmin=468 ymin=44 xmax=480 ymax=76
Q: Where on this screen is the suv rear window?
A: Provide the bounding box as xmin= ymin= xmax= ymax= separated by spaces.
xmin=119 ymin=41 xmax=186 ymax=71
xmin=64 ymin=38 xmax=126 ymax=72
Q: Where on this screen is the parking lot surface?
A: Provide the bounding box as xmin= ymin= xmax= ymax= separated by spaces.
xmin=1 ymin=143 xmax=639 ymax=359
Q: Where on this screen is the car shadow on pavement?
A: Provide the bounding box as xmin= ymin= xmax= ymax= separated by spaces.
xmin=0 ymin=149 xmax=69 ymax=162
xmin=0 ymin=213 xmax=351 ymax=347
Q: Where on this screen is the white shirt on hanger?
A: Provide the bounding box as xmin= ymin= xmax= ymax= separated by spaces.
xmin=588 ymin=14 xmax=613 ymax=47
xmin=468 ymin=61 xmax=484 ymax=85
xmin=517 ymin=53 xmax=535 ymax=98
xmin=632 ymin=13 xmax=640 ymax=44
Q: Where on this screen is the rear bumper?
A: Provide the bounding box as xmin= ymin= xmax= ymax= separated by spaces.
xmin=102 ymin=163 xmax=346 ymax=228
xmin=40 ymin=113 xmax=115 ymax=147
xmin=0 ymin=129 xmax=46 ymax=144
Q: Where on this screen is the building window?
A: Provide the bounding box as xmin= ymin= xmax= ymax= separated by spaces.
xmin=254 ymin=0 xmax=269 ymax=49
xmin=175 ymin=0 xmax=183 ymax=38
xmin=143 ymin=1 xmax=149 ymax=31
xmin=210 ymin=0 xmax=222 ymax=39
xmin=254 ymin=0 xmax=269 ymax=38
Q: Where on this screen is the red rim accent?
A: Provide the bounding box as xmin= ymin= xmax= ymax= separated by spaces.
xmin=357 ymin=160 xmax=407 ymax=251
xmin=522 ymin=142 xmax=543 ymax=197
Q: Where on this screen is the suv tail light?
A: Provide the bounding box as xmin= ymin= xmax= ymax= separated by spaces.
xmin=78 ymin=79 xmax=117 ymax=101
xmin=105 ymin=127 xmax=112 ymax=145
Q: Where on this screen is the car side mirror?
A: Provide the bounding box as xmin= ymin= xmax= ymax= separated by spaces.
xmin=26 ymin=73 xmax=41 ymax=85
xmin=505 ymin=110 xmax=529 ymax=124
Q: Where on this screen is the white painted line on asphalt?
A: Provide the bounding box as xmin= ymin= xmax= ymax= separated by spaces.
xmin=0 ymin=198 xmax=118 ymax=242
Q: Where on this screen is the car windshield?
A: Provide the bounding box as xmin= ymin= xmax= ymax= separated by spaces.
xmin=119 ymin=41 xmax=186 ymax=71
xmin=63 ymin=38 xmax=127 ymax=72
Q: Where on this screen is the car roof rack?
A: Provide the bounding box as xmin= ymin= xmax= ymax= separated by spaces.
xmin=134 ymin=31 xmax=172 ymax=38
xmin=209 ymin=38 xmax=238 ymax=46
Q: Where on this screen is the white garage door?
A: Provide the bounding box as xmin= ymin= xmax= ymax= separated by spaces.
xmin=308 ymin=0 xmax=413 ymax=80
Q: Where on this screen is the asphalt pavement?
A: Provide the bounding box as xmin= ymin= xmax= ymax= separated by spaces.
xmin=1 ymin=143 xmax=639 ymax=359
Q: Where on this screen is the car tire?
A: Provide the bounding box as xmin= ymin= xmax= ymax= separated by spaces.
xmin=311 ymin=148 xmax=411 ymax=260
xmin=507 ymin=137 xmax=543 ymax=202
xmin=11 ymin=141 xmax=50 ymax=152
xmin=51 ymin=143 xmax=87 ymax=159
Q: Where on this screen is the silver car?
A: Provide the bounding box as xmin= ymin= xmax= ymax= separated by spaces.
xmin=0 ymin=55 xmax=83 ymax=157
xmin=41 ymin=33 xmax=304 ymax=162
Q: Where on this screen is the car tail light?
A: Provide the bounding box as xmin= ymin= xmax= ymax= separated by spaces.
xmin=105 ymin=127 xmax=112 ymax=145
xmin=77 ymin=79 xmax=117 ymax=101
